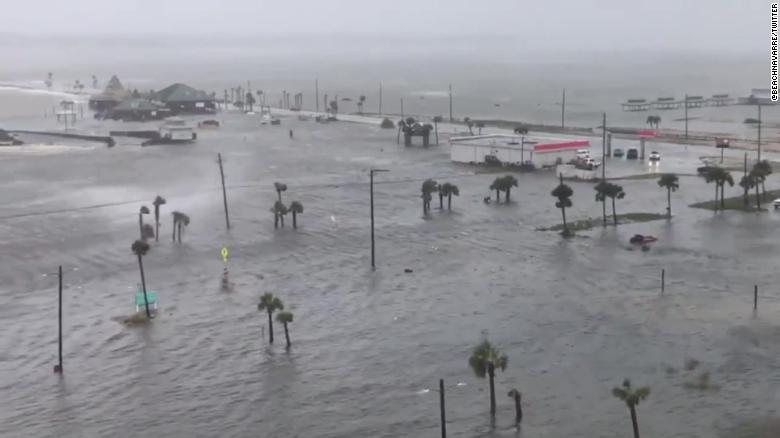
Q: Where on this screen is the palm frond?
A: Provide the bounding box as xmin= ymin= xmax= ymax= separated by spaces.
xmin=131 ymin=239 xmax=149 ymax=256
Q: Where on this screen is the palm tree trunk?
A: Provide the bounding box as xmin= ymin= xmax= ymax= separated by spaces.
xmin=514 ymin=392 xmax=522 ymax=425
xmin=439 ymin=192 xmax=444 ymax=209
xmin=434 ymin=123 xmax=439 ymax=145
xmin=756 ymin=184 xmax=761 ymax=209
xmin=292 ymin=211 xmax=297 ymax=229
xmin=284 ymin=322 xmax=290 ymax=347
xmin=267 ymin=310 xmax=274 ymax=343
xmin=495 ymin=189 xmax=500 ymax=202
xmin=602 ymin=199 xmax=607 ymax=226
xmin=505 ymin=187 xmax=511 ymax=203
xmin=154 ymin=207 xmax=160 ymax=242
xmin=177 ymin=222 xmax=182 ymax=243
xmin=630 ymin=406 xmax=640 ymax=438
xmin=488 ymin=364 xmax=496 ymax=416
xmin=561 ymin=206 xmax=568 ymax=231
xmin=137 ymin=254 xmax=150 ymax=318
xmin=720 ymin=184 xmax=725 ymax=210
xmin=138 ymin=213 xmax=143 ymax=239
xmin=422 ymin=198 xmax=427 ymax=215
xmin=274 ymin=213 xmax=278 ymax=229
xmin=448 ymin=194 xmax=452 ymax=210
xmin=172 ymin=218 xmax=176 ymax=241
xmin=714 ymin=183 xmax=719 ymax=211
xmin=612 ymin=198 xmax=618 ymax=225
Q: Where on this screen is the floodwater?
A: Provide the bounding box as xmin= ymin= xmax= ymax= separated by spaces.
xmin=2 ymin=96 xmax=780 ymax=437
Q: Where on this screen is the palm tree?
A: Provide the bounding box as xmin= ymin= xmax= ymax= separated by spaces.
xmin=357 ymin=95 xmax=366 ymax=114
xmin=421 ymin=179 xmax=438 ymax=214
xmin=551 ymin=174 xmax=574 ymax=235
xmin=753 ymin=160 xmax=772 ymax=200
xmin=464 ymin=117 xmax=474 ymax=135
xmin=289 ymin=201 xmax=303 ymax=229
xmin=750 ymin=168 xmax=763 ymax=209
xmin=704 ymin=168 xmax=720 ymax=210
xmin=138 ymin=205 xmax=150 ymax=239
xmin=594 ymin=180 xmax=610 ymax=226
xmin=272 ymin=201 xmax=288 ymax=228
xmin=657 ymin=174 xmax=679 ymax=218
xmin=276 ymin=311 xmax=294 ymax=348
xmin=476 ymin=121 xmax=485 ymax=135
xmin=152 ymin=196 xmax=166 ymax=242
xmin=274 ymin=182 xmax=288 ymax=202
xmin=490 ymin=177 xmax=503 ymax=203
xmin=507 ymin=389 xmax=522 ymax=426
xmin=171 ymin=211 xmax=190 ymax=243
xmin=468 ymin=340 xmax=508 ymax=416
xmin=501 ymin=175 xmax=518 ymax=203
xmin=604 ymin=182 xmax=625 ymax=225
xmin=433 ymin=116 xmax=443 ymax=145
xmin=258 ymin=293 xmax=284 ymax=344
xmin=711 ymin=168 xmax=734 ymax=210
xmin=440 ymin=182 xmax=459 ymax=210
xmin=131 ymin=239 xmax=152 ymax=318
xmin=612 ymin=379 xmax=650 ymax=438
xmin=739 ymin=172 xmax=756 ymax=207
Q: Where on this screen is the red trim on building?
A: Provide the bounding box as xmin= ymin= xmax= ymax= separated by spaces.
xmin=533 ymin=140 xmax=590 ymax=152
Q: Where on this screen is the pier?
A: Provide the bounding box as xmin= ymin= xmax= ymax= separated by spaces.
xmin=621 ymin=94 xmax=735 ymax=111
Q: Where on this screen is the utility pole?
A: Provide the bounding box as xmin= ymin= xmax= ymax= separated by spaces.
xmin=561 ymin=88 xmax=566 ymax=129
xmin=684 ymin=94 xmax=689 ymax=139
xmin=439 ymin=379 xmax=446 ymax=438
xmin=448 ymin=83 xmax=453 ymax=122
xmin=401 ymin=98 xmax=404 ymax=119
xmin=758 ymin=104 xmax=762 ymax=162
xmin=217 ymin=153 xmax=230 ymax=230
xmin=315 ymin=79 xmax=319 ymax=112
xmin=379 ymin=82 xmax=383 ymax=116
xmin=370 ymin=168 xmax=389 ymax=269
xmin=602 ymin=112 xmax=607 ymax=179
xmin=56 ymin=265 xmax=63 ymax=374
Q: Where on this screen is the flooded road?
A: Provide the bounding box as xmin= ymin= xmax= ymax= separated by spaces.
xmin=1 ymin=111 xmax=780 ymax=438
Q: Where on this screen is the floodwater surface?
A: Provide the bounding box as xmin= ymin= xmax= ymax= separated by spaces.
xmin=1 ymin=108 xmax=780 ymax=438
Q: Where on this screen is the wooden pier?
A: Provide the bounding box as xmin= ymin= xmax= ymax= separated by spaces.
xmin=621 ymin=94 xmax=735 ymax=111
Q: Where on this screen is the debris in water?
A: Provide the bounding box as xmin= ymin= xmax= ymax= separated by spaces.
xmin=404 ymin=268 xmax=413 ymax=273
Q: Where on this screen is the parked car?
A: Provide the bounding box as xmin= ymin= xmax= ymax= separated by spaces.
xmin=613 ymin=148 xmax=624 ymax=158
xmin=576 ymin=149 xmax=591 ymax=159
xmin=626 ymin=148 xmax=639 ymax=159
xmin=774 ymin=198 xmax=780 ymax=210
xmin=649 ymin=151 xmax=661 ymax=161
xmin=698 ymin=165 xmax=717 ymax=175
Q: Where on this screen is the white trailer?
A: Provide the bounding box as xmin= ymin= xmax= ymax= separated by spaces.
xmin=450 ymin=134 xmax=590 ymax=168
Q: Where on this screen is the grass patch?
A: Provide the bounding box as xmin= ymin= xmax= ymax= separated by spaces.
xmin=537 ymin=212 xmax=667 ymax=232
xmin=689 ymin=189 xmax=779 ymax=212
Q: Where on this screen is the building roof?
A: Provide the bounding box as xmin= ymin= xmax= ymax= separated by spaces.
xmin=90 ymin=75 xmax=128 ymax=102
xmin=154 ymin=83 xmax=212 ymax=102
xmin=113 ymin=98 xmax=167 ymax=112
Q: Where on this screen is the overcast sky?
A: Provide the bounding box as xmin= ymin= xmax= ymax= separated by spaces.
xmin=2 ymin=0 xmax=767 ymax=52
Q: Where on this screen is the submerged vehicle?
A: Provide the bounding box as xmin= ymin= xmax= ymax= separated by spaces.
xmin=629 ymin=234 xmax=658 ymax=244
xmin=612 ymin=148 xmax=624 ymax=158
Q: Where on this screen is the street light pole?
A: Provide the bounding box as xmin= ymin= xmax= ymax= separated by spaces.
xmin=57 ymin=265 xmax=62 ymax=374
xmin=602 ymin=112 xmax=607 ymax=179
xmin=758 ymin=104 xmax=762 ymax=162
xmin=439 ymin=379 xmax=446 ymax=438
xmin=561 ymin=88 xmax=566 ymax=129
xmin=370 ymin=168 xmax=389 ymax=269
xmin=684 ymin=94 xmax=689 ymax=139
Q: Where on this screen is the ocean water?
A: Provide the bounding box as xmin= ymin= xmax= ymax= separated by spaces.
xmin=1 ymin=37 xmax=780 ymax=438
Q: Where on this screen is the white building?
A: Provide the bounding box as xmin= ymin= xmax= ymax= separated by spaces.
xmin=449 ymin=134 xmax=590 ymax=168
